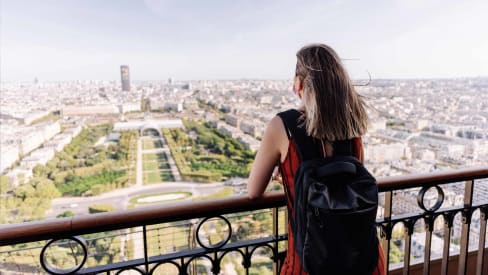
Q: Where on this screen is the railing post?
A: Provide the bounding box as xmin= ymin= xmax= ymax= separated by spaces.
xmin=423 ymin=215 xmax=435 ymax=275
xmin=272 ymin=207 xmax=279 ymax=275
xmin=143 ymin=225 xmax=149 ymax=274
xmin=403 ymin=220 xmax=414 ymax=275
xmin=441 ymin=212 xmax=454 ymax=275
xmin=381 ymin=191 xmax=393 ymax=275
xmin=245 ymin=246 xmax=250 ymax=275
xmin=476 ymin=207 xmax=487 ymax=275
xmin=458 ymin=180 xmax=474 ymax=275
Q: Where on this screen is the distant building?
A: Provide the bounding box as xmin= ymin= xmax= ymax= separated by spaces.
xmin=37 ymin=121 xmax=61 ymax=143
xmin=150 ymin=99 xmax=183 ymax=112
xmin=44 ymin=134 xmax=73 ymax=152
xmin=163 ymin=102 xmax=183 ymax=112
xmin=183 ymin=98 xmax=199 ymax=110
xmin=119 ymin=103 xmax=141 ymax=113
xmin=19 ymin=132 xmax=44 ymax=156
xmin=240 ymin=121 xmax=264 ymax=138
xmin=237 ymin=136 xmax=260 ymax=152
xmin=412 ymin=149 xmax=436 ymax=161
xmin=370 ymin=118 xmax=386 ymax=132
xmin=20 ymin=147 xmax=55 ymax=169
xmin=120 ymin=65 xmax=130 ymax=91
xmin=259 ymin=96 xmax=273 ymax=105
xmin=415 ymin=119 xmax=430 ymax=130
xmin=63 ymin=105 xmax=120 ymax=116
xmin=22 ymin=110 xmax=50 ymax=125
xmin=113 ymin=120 xmax=184 ymax=135
xmin=365 ymin=142 xmax=407 ymax=162
xmin=219 ymin=125 xmax=240 ymax=138
xmin=225 ymin=114 xmax=240 ymax=127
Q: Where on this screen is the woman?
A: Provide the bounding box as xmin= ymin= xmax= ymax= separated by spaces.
xmin=247 ymin=44 xmax=385 ymax=275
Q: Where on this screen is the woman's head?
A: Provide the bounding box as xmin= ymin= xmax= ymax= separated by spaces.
xmin=294 ymin=43 xmax=368 ymax=141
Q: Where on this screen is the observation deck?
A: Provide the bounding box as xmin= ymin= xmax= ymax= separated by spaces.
xmin=0 ymin=166 xmax=487 ymax=275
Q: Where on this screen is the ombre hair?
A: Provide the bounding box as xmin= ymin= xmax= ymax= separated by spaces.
xmin=295 ymin=43 xmax=368 ymax=141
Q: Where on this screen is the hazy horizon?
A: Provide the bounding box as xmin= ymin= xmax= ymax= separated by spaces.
xmin=2 ymin=76 xmax=488 ymax=84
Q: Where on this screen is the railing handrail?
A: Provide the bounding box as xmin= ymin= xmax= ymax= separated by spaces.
xmin=0 ymin=191 xmax=285 ymax=246
xmin=1 ymin=165 xmax=487 ymax=246
xmin=376 ymin=165 xmax=488 ymax=191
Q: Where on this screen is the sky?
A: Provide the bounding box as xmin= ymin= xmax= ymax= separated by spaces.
xmin=1 ymin=0 xmax=488 ymax=81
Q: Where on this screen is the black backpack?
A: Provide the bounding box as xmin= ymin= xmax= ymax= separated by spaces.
xmin=278 ymin=109 xmax=379 ymax=275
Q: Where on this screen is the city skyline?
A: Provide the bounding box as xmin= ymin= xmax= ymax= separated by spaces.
xmin=1 ymin=74 xmax=487 ymax=273
xmin=1 ymin=0 xmax=488 ymax=81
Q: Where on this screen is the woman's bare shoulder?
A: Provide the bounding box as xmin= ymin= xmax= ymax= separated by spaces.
xmin=266 ymin=115 xmax=289 ymax=162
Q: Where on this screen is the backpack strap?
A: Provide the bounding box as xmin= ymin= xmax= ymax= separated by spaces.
xmin=276 ymin=109 xmax=300 ymax=140
xmin=277 ymin=109 xmax=320 ymax=161
xmin=277 ymin=109 xmax=355 ymax=160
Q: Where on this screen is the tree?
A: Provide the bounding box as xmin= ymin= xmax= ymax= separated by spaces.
xmin=34 ymin=179 xmax=61 ymax=199
xmin=57 ymin=160 xmax=71 ymax=171
xmin=0 ymin=176 xmax=10 ymax=194
xmin=52 ymin=172 xmax=68 ymax=185
xmin=90 ymin=184 xmax=105 ymax=196
xmin=13 ymin=184 xmax=36 ymax=200
xmin=389 ymin=242 xmax=403 ymax=264
xmin=33 ymin=164 xmax=48 ymax=177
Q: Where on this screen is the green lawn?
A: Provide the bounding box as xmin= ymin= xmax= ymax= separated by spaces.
xmin=142 ymin=151 xmax=172 ymax=184
xmin=143 ymin=153 xmax=168 ymax=162
xmin=162 ymin=121 xmax=255 ymax=182
xmin=155 ymin=152 xmax=168 ymax=160
xmin=144 ymin=172 xmax=174 ymax=183
xmin=143 ymin=154 xmax=158 ymax=161
xmin=143 ymin=161 xmax=170 ymax=171
xmin=142 ymin=140 xmax=154 ymax=150
xmin=142 ymin=139 xmax=163 ymax=150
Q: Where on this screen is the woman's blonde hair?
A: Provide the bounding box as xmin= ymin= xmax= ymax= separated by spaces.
xmin=295 ymin=43 xmax=368 ymax=141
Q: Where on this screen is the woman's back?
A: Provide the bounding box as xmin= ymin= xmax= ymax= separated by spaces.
xmin=277 ymin=109 xmax=377 ymax=275
xmin=247 ymin=43 xmax=385 ymax=274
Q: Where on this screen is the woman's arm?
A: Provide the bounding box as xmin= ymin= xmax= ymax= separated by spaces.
xmin=247 ymin=116 xmax=286 ymax=199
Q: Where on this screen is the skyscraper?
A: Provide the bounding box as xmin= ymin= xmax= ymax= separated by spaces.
xmin=120 ymin=65 xmax=130 ymax=91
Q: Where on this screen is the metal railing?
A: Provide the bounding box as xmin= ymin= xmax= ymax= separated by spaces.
xmin=0 ymin=166 xmax=487 ymax=275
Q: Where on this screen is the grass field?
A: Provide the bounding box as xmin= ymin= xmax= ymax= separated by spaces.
xmin=143 ymin=161 xmax=170 ymax=171
xmin=143 ymin=154 xmax=157 ymax=161
xmin=143 ymin=171 xmax=174 ymax=183
xmin=143 ymin=153 xmax=167 ymax=162
xmin=142 ymin=150 xmax=173 ymax=184
xmin=142 ymin=139 xmax=163 ymax=150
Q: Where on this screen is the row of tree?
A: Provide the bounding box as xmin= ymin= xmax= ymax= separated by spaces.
xmin=2 ymin=125 xmax=138 ymax=223
xmin=164 ymin=120 xmax=255 ymax=182
xmin=1 ymin=177 xmax=60 ymax=223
